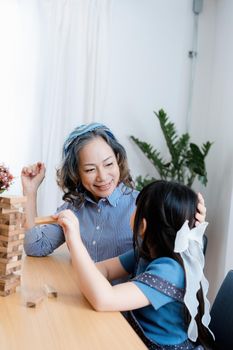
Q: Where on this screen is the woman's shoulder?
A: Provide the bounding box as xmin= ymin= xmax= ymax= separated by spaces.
xmin=118 ymin=183 xmax=139 ymax=198
xmin=108 ymin=184 xmax=138 ymax=207
xmin=56 ymin=201 xmax=76 ymax=212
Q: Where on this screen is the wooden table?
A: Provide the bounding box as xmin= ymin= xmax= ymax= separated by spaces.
xmin=0 ymin=245 xmax=147 ymax=350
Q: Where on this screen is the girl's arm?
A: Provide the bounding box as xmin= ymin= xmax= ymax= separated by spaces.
xmin=56 ymin=210 xmax=150 ymax=312
xmin=96 ymin=257 xmax=129 ymax=281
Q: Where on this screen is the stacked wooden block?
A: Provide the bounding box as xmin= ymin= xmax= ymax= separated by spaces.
xmin=0 ymin=195 xmax=27 ymax=296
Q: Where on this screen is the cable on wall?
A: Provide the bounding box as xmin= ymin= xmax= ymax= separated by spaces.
xmin=186 ymin=0 xmax=203 ymax=132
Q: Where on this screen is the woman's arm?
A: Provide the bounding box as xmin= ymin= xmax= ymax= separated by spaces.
xmin=56 ymin=210 xmax=150 ymax=312
xmin=21 ymin=162 xmax=46 ymax=229
xmin=195 ymin=193 xmax=207 ymax=226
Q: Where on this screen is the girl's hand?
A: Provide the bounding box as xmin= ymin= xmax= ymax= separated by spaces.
xmin=55 ymin=210 xmax=81 ymax=247
xmin=21 ymin=162 xmax=46 ymax=194
xmin=195 ymin=193 xmax=207 ymax=226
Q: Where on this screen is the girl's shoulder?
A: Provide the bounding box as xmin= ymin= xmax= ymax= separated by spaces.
xmin=148 ymin=256 xmax=181 ymax=269
xmin=146 ymin=257 xmax=184 ymax=289
xmin=133 ymin=257 xmax=185 ymax=309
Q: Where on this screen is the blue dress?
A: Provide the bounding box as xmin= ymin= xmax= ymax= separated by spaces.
xmin=119 ymin=250 xmax=203 ymax=350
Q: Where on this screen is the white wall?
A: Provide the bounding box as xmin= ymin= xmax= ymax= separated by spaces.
xmin=104 ymin=0 xmax=195 ymax=180
xmin=191 ymin=0 xmax=233 ymax=301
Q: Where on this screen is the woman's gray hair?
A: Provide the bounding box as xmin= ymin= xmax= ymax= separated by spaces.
xmin=57 ymin=127 xmax=134 ymax=207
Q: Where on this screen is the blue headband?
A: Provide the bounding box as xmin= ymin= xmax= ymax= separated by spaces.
xmin=63 ymin=122 xmax=116 ymax=157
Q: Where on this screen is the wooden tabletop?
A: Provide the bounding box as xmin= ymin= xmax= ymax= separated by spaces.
xmin=0 ymin=245 xmax=147 ymax=350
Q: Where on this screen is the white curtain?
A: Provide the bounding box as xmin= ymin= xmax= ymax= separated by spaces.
xmin=0 ymin=1 xmax=41 ymax=194
xmin=15 ymin=0 xmax=112 ymax=215
xmin=0 ymin=0 xmax=112 ymax=213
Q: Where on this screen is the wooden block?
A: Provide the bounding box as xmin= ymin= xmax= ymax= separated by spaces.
xmin=0 ymin=273 xmax=21 ymax=296
xmin=44 ymin=284 xmax=57 ymax=298
xmin=26 ymin=293 xmax=44 ymax=308
xmin=0 ymin=213 xmax=17 ymax=220
xmin=0 ymin=195 xmax=27 ymax=205
xmin=0 ymin=233 xmax=25 ymax=242
xmin=0 ymin=252 xmax=23 ymax=264
xmin=0 ymin=244 xmax=23 ymax=254
xmin=0 ymin=228 xmax=25 ymax=237
xmin=0 ymin=274 xmax=20 ymax=290
xmin=0 ymin=207 xmax=25 ymax=214
xmin=0 ymin=260 xmax=22 ymax=275
xmin=0 ymin=273 xmax=20 ymax=286
xmin=0 ymin=203 xmax=26 ymax=210
xmin=35 ymin=216 xmax=57 ymax=225
xmin=0 ymin=212 xmax=25 ymax=221
xmin=0 ymin=284 xmax=18 ymax=296
xmin=0 ymin=224 xmax=18 ymax=232
xmin=0 ymin=212 xmax=26 ymax=228
xmin=0 ymin=243 xmax=23 ymax=254
xmin=0 ymin=250 xmax=23 ymax=260
xmin=0 ymin=238 xmax=24 ymax=249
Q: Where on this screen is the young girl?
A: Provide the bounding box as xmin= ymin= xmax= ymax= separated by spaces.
xmin=56 ymin=180 xmax=215 ymax=350
xmin=21 ymin=123 xmax=206 ymax=260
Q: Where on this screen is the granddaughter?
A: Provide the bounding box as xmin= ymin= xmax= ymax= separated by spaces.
xmin=56 ymin=180 xmax=215 ymax=350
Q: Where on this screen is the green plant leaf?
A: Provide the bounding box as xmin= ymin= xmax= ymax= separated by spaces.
xmin=155 ymin=109 xmax=180 ymax=166
xmin=135 ymin=175 xmax=157 ymax=191
xmin=201 ymin=141 xmax=213 ymax=157
xmin=131 ymin=109 xmax=213 ymax=188
xmin=188 ymin=143 xmax=206 ymax=175
xmin=130 ymin=136 xmax=167 ymax=178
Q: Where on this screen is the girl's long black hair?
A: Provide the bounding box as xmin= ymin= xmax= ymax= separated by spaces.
xmin=133 ymin=180 xmax=215 ymax=350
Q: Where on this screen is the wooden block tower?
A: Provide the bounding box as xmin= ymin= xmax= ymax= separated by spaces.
xmin=0 ymin=195 xmax=27 ymax=296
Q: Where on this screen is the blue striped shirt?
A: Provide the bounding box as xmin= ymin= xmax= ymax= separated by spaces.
xmin=24 ymin=184 xmax=139 ymax=262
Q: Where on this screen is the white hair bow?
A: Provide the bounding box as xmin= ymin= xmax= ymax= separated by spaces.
xmin=174 ymin=221 xmax=214 ymax=342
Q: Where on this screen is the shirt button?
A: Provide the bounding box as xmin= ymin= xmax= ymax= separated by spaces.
xmin=97 ymin=208 xmax=101 ymax=213
xmin=92 ymin=240 xmax=96 ymax=245
xmin=96 ymin=226 xmax=100 ymax=230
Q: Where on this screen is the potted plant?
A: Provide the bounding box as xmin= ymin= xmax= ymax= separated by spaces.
xmin=130 ymin=109 xmax=213 ymax=191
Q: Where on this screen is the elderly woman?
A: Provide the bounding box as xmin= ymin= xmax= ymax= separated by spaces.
xmin=21 ymin=123 xmax=206 ymax=261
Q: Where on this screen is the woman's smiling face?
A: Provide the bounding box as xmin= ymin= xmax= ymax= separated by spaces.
xmin=78 ymin=136 xmax=120 ymax=201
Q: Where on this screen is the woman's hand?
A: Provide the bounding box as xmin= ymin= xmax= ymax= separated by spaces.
xmin=21 ymin=162 xmax=46 ymax=195
xmin=21 ymin=162 xmax=46 ymax=228
xmin=195 ymin=193 xmax=207 ymax=226
xmin=56 ymin=210 xmax=81 ymax=248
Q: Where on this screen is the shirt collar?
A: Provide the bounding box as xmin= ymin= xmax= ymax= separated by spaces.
xmin=84 ymin=183 xmax=125 ymax=207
